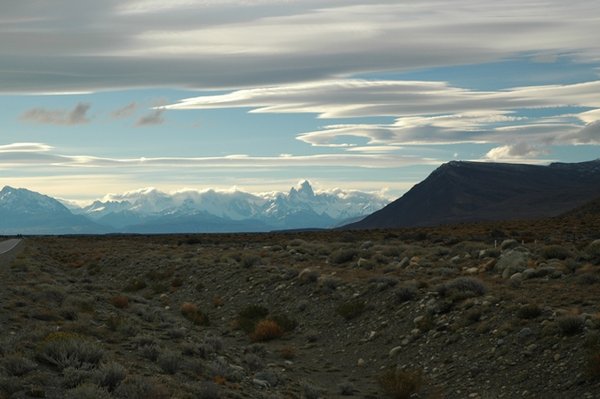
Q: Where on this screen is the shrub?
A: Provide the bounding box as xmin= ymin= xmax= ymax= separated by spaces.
xmin=377 ymin=368 xmax=422 ymax=399
xmin=437 ymin=277 xmax=486 ymax=300
xmin=557 ymin=315 xmax=585 ymax=336
xmin=37 ymin=332 xmax=103 ymax=371
xmin=113 ymin=375 xmax=170 ymax=399
xmin=94 ymin=362 xmax=126 ymax=392
xmin=394 ymin=286 xmax=417 ymax=303
xmin=124 ymin=279 xmax=146 ymax=292
xmin=66 ymin=383 xmax=111 ymax=399
xmin=587 ymin=240 xmax=600 ymax=263
xmin=336 ymin=300 xmax=365 ymax=320
xmin=270 ymin=314 xmax=298 ymax=332
xmin=338 ymin=381 xmax=355 ymax=396
xmin=279 ymin=346 xmax=296 ymax=360
xmin=329 ymin=248 xmax=359 ymax=265
xmin=240 ymin=255 xmax=261 ymax=268
xmin=237 ymin=305 xmax=269 ymax=333
xmin=251 ymin=320 xmax=284 ymax=342
xmin=196 ymin=381 xmax=220 ymax=399
xmin=301 ymin=382 xmax=321 ymax=399
xmin=517 ymin=304 xmax=542 ymax=319
xmin=541 ymin=245 xmax=572 ymax=260
xmin=158 ymin=351 xmax=180 ymax=374
xmin=111 ymin=295 xmax=129 ymax=309
xmin=1 ymin=355 xmax=37 ymax=376
xmin=171 ymin=277 xmax=184 ymax=288
xmin=587 ymin=351 xmax=600 ymax=380
xmin=180 ymin=302 xmax=209 ymax=326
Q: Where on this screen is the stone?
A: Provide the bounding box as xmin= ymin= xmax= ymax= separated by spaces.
xmin=389 ymin=346 xmax=403 ymax=357
xmin=398 ymin=257 xmax=410 ymax=268
xmin=496 ymin=249 xmax=529 ymax=277
xmin=501 ymin=239 xmax=519 ymax=250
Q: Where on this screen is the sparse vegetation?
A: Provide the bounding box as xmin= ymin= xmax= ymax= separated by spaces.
xmin=437 ymin=277 xmax=486 ymax=300
xmin=557 ymin=315 xmax=585 ymax=336
xmin=37 ymin=332 xmax=103 ymax=371
xmin=2 ymin=222 xmax=600 ymax=397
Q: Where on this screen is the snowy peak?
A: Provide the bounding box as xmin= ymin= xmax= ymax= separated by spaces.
xmin=76 ymin=181 xmax=390 ymax=230
xmin=0 ymin=186 xmax=68 ymax=214
xmin=0 ymin=186 xmax=104 ymax=234
xmin=290 ymin=180 xmax=315 ymax=198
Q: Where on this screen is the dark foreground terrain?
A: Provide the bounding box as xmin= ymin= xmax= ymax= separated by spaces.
xmin=1 ymin=212 xmax=600 ymax=398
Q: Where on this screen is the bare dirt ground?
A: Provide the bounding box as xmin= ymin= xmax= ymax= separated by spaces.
xmin=0 ymin=214 xmax=599 ymax=398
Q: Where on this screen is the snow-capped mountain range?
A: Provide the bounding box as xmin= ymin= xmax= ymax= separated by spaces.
xmin=0 ymin=181 xmax=390 ymax=234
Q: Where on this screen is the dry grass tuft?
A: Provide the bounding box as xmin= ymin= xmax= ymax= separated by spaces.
xmin=251 ymin=319 xmax=284 ymax=342
xmin=377 ymin=368 xmax=423 ymax=399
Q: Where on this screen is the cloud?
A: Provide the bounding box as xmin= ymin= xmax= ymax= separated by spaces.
xmin=574 ymin=121 xmax=600 ymax=144
xmin=165 ymin=79 xmax=600 ymax=150
xmin=0 ymin=142 xmax=437 ymax=169
xmin=0 ymin=143 xmax=53 ymax=152
xmin=1 ymin=1 xmax=600 ymax=92
xmin=136 ymin=109 xmax=165 ymax=126
xmin=20 ymin=103 xmax=91 ymax=125
xmin=112 ymin=102 xmax=137 ymax=119
xmin=484 ymin=143 xmax=547 ymax=161
xmin=167 ymin=79 xmax=600 ymax=117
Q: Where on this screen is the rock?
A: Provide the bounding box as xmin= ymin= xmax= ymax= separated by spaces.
xmin=517 ymin=327 xmax=534 ymax=341
xmin=357 ymin=358 xmax=365 ymax=367
xmin=509 ymin=272 xmax=523 ymax=280
xmin=357 ymin=258 xmax=374 ymax=269
xmin=481 ymin=258 xmax=496 ymax=271
xmin=255 ymin=371 xmax=279 ymax=387
xmin=465 ymin=267 xmax=479 ymax=275
xmin=501 ymin=239 xmax=519 ymax=250
xmin=389 ymin=346 xmax=403 ymax=357
xmin=496 ymin=249 xmax=529 ymax=277
xmin=298 ymin=268 xmax=319 ymax=284
xmin=398 ymin=257 xmax=410 ymax=268
xmin=451 ymin=255 xmax=461 ymax=264
xmin=413 ymin=315 xmax=425 ymax=325
xmin=253 ymin=379 xmax=271 ymax=389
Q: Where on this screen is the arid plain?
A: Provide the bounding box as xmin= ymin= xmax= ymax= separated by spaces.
xmin=1 ymin=206 xmax=600 ymax=398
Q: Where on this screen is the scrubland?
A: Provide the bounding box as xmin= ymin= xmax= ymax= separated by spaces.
xmin=1 ymin=215 xmax=600 ymax=398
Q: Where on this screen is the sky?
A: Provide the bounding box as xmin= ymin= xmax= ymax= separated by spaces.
xmin=0 ymin=0 xmax=599 ymax=203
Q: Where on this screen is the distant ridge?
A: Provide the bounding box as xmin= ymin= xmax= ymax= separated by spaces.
xmin=0 ymin=186 xmax=106 ymax=234
xmin=345 ymin=159 xmax=600 ymax=229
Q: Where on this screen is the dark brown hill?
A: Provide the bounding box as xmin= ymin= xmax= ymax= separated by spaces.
xmin=346 ymin=159 xmax=600 ymax=229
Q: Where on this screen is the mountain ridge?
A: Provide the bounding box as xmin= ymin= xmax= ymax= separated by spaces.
xmin=0 ymin=181 xmax=388 ymax=234
xmin=346 ymin=159 xmax=600 ymax=229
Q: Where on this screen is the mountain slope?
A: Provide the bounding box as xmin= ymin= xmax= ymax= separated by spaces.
xmin=0 ymin=186 xmax=105 ymax=234
xmin=346 ymin=159 xmax=600 ymax=229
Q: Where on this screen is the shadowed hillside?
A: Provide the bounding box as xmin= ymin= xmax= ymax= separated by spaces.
xmin=347 ymin=160 xmax=600 ymax=229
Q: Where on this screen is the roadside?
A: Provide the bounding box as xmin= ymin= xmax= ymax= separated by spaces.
xmin=0 ymin=238 xmax=24 ymax=265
